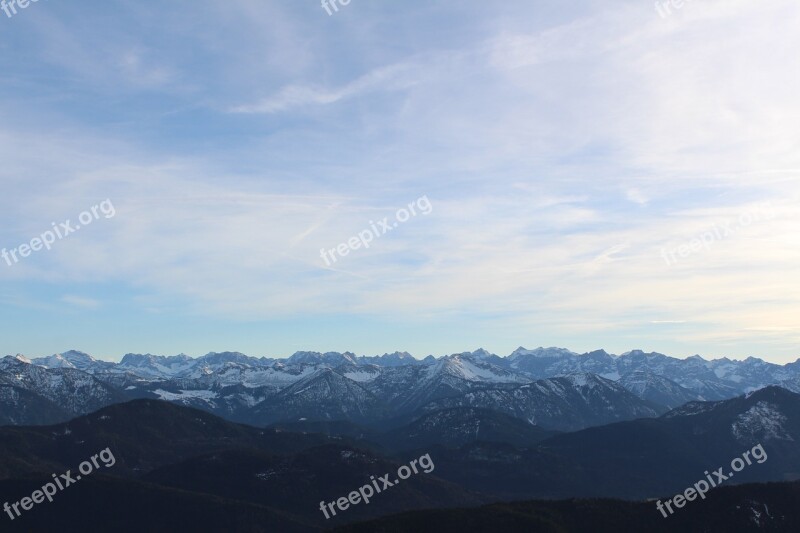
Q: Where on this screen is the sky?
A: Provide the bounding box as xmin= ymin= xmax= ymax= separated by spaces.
xmin=0 ymin=0 xmax=798 ymax=363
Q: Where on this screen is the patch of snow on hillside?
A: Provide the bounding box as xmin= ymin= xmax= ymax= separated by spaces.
xmin=154 ymin=389 xmax=217 ymax=402
xmin=731 ymin=401 xmax=794 ymax=442
xmin=342 ymin=369 xmax=379 ymax=383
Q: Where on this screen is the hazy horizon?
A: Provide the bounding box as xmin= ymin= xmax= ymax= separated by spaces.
xmin=8 ymin=345 xmax=798 ymax=365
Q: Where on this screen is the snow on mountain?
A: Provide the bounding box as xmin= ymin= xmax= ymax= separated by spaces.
xmin=662 ymin=386 xmax=800 ymax=444
xmin=467 ymin=348 xmax=496 ymax=359
xmin=286 ymin=351 xmax=358 ymax=366
xmin=31 ymin=353 xmax=77 ymax=369
xmin=510 ymin=346 xmax=578 ymax=360
xmin=656 ymin=387 xmax=800 ymax=474
xmin=778 ymin=376 xmax=800 ymax=394
xmin=0 ymin=383 xmax=71 ymax=425
xmin=508 ymin=348 xmax=615 ymax=379
xmin=506 ymin=347 xmax=774 ymax=400
xmin=357 ymin=364 xmax=439 ymax=408
xmin=337 ymin=364 xmax=382 ymax=383
xmin=335 ymin=355 xmax=527 ymax=417
xmin=2 ymin=354 xmax=32 ymax=366
xmin=30 ymin=351 xmax=112 ymax=374
xmin=60 ymin=350 xmax=116 ymax=372
xmin=731 ymin=401 xmax=795 ymax=443
xmin=194 ymin=361 xmax=318 ymax=388
xmin=547 ymin=349 xmax=620 ymax=379
xmin=358 ymin=352 xmax=422 ymax=367
xmin=615 ymin=350 xmax=743 ymax=400
xmin=709 ymin=357 xmax=793 ymax=389
xmin=24 ymin=346 xmax=800 ymax=403
xmin=194 ymin=351 xmax=273 ymax=371
xmin=420 ymin=372 xmax=663 ymax=431
xmin=0 ymin=356 xmax=128 ymax=418
xmin=154 ymin=388 xmax=218 ymax=402
xmin=396 ymin=355 xmax=530 ymax=413
xmin=117 ymin=353 xmax=197 ymax=378
xmin=11 ymin=346 xmax=800 ymax=431
xmin=249 ymin=368 xmax=388 ymax=425
xmin=30 ymin=350 xmax=116 ymax=373
xmin=449 ymin=348 xmax=510 ymax=366
xmin=436 ymin=354 xmax=529 ymax=384
xmin=619 ymin=370 xmax=702 ymax=408
xmin=662 ymin=399 xmax=725 ymax=419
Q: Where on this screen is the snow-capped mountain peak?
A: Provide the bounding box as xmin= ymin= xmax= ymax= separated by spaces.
xmin=435 ymin=354 xmax=527 ymax=383
xmin=14 ymin=345 xmax=800 ymax=430
xmin=286 ymin=351 xmax=358 ymax=366
xmin=117 ymin=353 xmax=196 ymax=378
xmin=510 ymin=346 xmax=577 ymax=360
xmin=358 ymin=351 xmax=419 ymax=367
xmin=468 ymin=348 xmax=496 ymax=359
xmin=31 ymin=354 xmax=77 ymax=369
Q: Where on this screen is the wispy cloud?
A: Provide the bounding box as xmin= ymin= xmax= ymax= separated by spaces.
xmin=61 ymin=295 xmax=102 ymax=309
xmin=231 ymin=63 xmax=419 ymax=113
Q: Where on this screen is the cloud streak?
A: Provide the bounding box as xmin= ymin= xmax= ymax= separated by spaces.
xmin=231 ymin=63 xmax=419 ymax=113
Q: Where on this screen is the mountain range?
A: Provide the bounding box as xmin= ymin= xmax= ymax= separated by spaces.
xmin=2 ymin=347 xmax=799 ymax=431
xmin=2 ymin=345 xmax=799 ymax=529
xmin=0 ymin=387 xmax=798 ymax=531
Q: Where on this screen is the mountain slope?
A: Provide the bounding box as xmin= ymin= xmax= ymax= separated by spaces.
xmin=0 ymin=399 xmax=337 ymax=479
xmin=12 ymin=346 xmax=800 ymax=433
xmin=533 ymin=386 xmax=800 ymax=497
xmin=420 ymin=373 xmax=664 ymax=431
xmin=0 ymin=383 xmax=70 ymax=425
xmin=619 ymin=370 xmax=701 ymax=408
xmin=249 ymin=368 xmax=390 ymax=425
xmin=0 ymin=357 xmax=128 ymax=422
xmin=144 ymin=445 xmax=482 ymax=527
xmin=335 ymin=481 xmax=800 ymax=533
xmin=0 ymin=475 xmax=316 ymax=533
xmin=399 ymin=387 xmax=800 ymax=500
xmin=379 ymin=407 xmax=554 ymax=451
xmin=0 ymin=400 xmax=481 ymax=529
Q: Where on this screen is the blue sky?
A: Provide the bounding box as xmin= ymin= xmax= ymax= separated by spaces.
xmin=1 ymin=0 xmax=798 ymax=363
